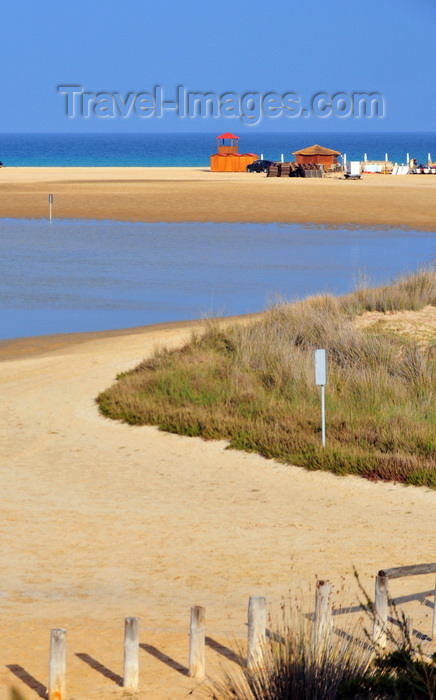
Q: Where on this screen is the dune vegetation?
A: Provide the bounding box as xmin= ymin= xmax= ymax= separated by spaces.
xmin=97 ymin=268 xmax=436 ymax=488
xmin=210 ymin=590 xmax=436 ymax=700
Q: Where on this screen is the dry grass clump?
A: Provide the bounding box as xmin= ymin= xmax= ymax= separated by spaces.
xmin=211 ymin=606 xmax=372 ymax=700
xmin=210 ymin=591 xmax=436 ymax=700
xmin=97 ymin=268 xmax=436 ymax=488
xmin=340 ymin=266 xmax=436 ymax=314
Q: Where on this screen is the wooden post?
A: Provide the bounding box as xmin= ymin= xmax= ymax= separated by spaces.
xmin=189 ymin=606 xmax=205 ymax=678
xmin=48 ymin=628 xmax=66 ymax=700
xmin=247 ymin=596 xmax=266 ymax=668
xmin=373 ymin=574 xmax=388 ymax=648
xmin=313 ymin=580 xmax=332 ymax=645
xmin=123 ymin=617 xmax=139 ymax=691
xmin=379 ymin=563 xmax=436 ymax=579
xmin=432 ymin=585 xmax=436 ymax=641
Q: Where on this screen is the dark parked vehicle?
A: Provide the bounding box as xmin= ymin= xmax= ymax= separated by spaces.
xmin=246 ymin=159 xmax=274 ymax=173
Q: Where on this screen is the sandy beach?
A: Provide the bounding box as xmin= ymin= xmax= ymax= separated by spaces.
xmin=1 ymin=167 xmax=435 ymax=698
xmin=3 ymin=0 xmax=436 ymax=691
xmin=1 ymin=166 xmax=436 ymax=230
xmin=0 ymin=321 xmax=435 ymax=699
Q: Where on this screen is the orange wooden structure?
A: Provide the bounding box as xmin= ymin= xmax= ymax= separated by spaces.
xmin=216 ymin=132 xmax=239 ymax=154
xmin=210 ymin=152 xmax=258 ymax=172
xmin=211 ymin=133 xmax=258 ymax=171
xmin=292 ymin=144 xmax=341 ymax=171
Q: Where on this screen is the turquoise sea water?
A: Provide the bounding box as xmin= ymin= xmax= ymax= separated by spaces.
xmin=0 ymin=132 xmax=435 ymax=167
xmin=0 ymin=219 xmax=433 ymax=340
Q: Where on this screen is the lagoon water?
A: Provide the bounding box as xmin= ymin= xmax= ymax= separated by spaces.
xmin=0 ymin=218 xmax=434 ymax=340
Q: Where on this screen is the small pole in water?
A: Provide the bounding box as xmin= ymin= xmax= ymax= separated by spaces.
xmin=364 ymin=152 xmax=367 ymax=162
xmin=385 ymin=153 xmax=388 ymax=161
xmin=406 ymin=152 xmax=409 ymax=165
xmin=49 ymin=194 xmax=53 ymax=223
xmin=281 ymin=153 xmax=284 ymax=163
xmin=428 ymin=152 xmax=432 ymax=164
xmin=261 ymin=153 xmax=264 ymax=160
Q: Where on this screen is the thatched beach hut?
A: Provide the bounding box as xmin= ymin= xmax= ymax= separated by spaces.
xmin=292 ymin=144 xmax=341 ymax=171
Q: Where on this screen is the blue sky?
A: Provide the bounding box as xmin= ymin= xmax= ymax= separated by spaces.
xmin=1 ymin=0 xmax=434 ymax=133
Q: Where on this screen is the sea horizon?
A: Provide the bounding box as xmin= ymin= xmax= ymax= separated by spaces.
xmin=0 ymin=131 xmax=435 ymax=168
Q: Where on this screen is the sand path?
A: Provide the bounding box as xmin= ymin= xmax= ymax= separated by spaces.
xmin=0 ymin=323 xmax=435 ymax=699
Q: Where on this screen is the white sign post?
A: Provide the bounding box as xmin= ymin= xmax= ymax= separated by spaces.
xmin=49 ymin=193 xmax=53 ymax=222
xmin=315 ymin=349 xmax=327 ymax=447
